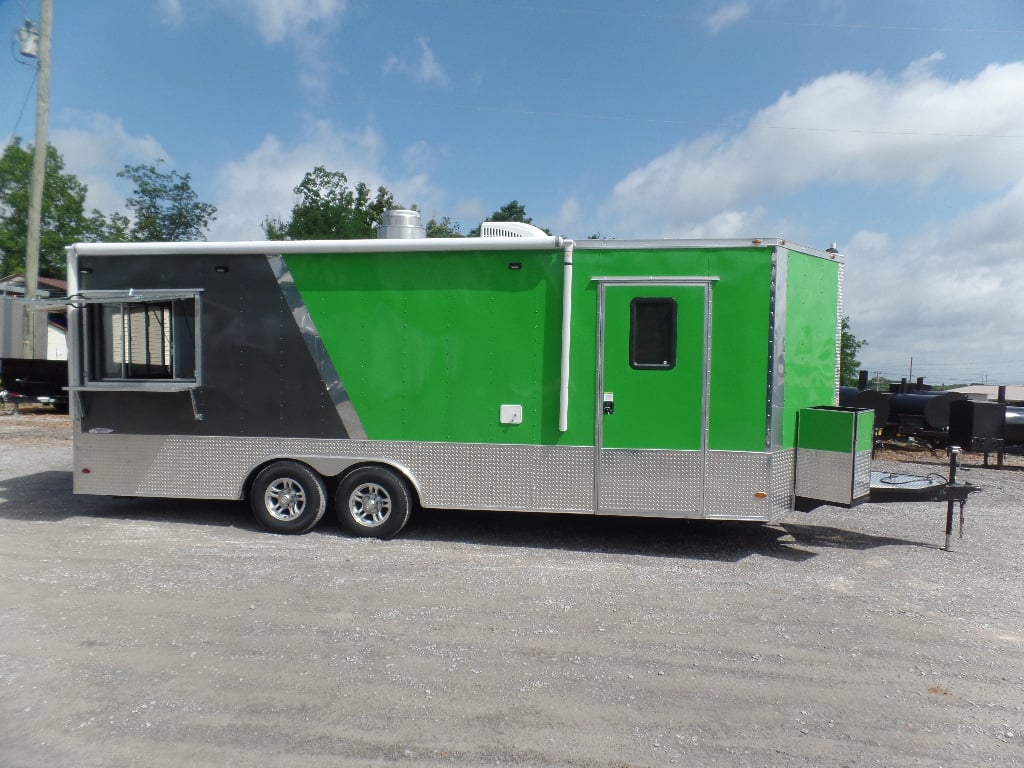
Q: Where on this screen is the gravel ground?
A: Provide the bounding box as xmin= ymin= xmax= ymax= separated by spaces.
xmin=1 ymin=410 xmax=1022 ymax=768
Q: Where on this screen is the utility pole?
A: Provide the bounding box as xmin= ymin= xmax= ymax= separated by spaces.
xmin=21 ymin=0 xmax=53 ymax=359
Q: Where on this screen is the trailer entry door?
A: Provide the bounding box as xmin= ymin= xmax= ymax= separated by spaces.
xmin=595 ymin=280 xmax=711 ymax=517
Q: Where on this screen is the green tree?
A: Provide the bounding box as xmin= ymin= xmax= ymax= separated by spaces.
xmin=426 ymin=216 xmax=462 ymax=238
xmin=839 ymin=316 xmax=867 ymax=387
xmin=263 ymin=167 xmax=395 ymax=240
xmin=117 ymin=162 xmax=217 ymax=242
xmin=0 ymin=139 xmax=104 ymax=278
xmin=95 ymin=211 xmax=131 ymax=242
xmin=467 ymin=200 xmax=550 ymax=237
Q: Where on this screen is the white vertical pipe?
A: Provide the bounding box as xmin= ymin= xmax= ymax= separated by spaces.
xmin=558 ymin=240 xmax=575 ymax=432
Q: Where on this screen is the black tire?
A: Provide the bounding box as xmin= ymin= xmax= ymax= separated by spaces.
xmin=250 ymin=461 xmax=327 ymax=534
xmin=335 ymin=465 xmax=413 ymax=539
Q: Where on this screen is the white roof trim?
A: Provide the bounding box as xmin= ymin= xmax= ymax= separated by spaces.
xmin=67 ymin=236 xmax=563 ymax=257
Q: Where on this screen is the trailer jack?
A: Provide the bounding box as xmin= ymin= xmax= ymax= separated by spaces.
xmin=942 ymin=447 xmax=980 ymax=552
xmin=868 ymin=445 xmax=980 ymax=551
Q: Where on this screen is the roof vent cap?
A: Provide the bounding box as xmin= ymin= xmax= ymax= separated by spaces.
xmin=377 ymin=209 xmax=426 ymax=239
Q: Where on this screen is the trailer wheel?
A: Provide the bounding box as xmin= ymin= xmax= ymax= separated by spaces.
xmin=250 ymin=461 xmax=327 ymax=534
xmin=335 ymin=466 xmax=412 ymax=539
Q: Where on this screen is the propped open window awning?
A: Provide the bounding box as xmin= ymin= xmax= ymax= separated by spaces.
xmin=19 ymin=288 xmax=204 ymax=310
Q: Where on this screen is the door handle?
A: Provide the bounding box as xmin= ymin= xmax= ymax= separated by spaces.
xmin=602 ymin=392 xmax=614 ymax=415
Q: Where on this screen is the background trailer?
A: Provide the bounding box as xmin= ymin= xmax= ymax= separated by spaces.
xmin=64 ymin=223 xmax=870 ymax=536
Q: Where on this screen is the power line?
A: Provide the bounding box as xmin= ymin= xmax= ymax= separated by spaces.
xmin=5 ymin=67 xmax=37 ymax=145
xmin=368 ymin=93 xmax=1024 ymax=140
xmin=392 ymin=0 xmax=1024 ymax=35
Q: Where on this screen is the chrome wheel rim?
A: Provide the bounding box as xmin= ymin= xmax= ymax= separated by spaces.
xmin=265 ymin=478 xmax=306 ymax=522
xmin=349 ymin=482 xmax=392 ymax=527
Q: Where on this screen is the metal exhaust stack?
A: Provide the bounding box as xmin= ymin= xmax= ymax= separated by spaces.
xmin=377 ymin=209 xmax=426 ymax=239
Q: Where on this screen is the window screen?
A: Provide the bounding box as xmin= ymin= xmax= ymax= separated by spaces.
xmin=630 ymin=297 xmax=677 ymax=370
xmin=89 ymin=298 xmax=196 ymax=381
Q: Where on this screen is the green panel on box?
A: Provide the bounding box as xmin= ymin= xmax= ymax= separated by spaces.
xmin=856 ymin=410 xmax=875 ymax=453
xmin=797 ymin=407 xmax=855 ymax=453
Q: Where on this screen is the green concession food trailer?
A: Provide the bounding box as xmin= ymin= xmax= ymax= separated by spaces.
xmin=63 ymin=220 xmax=872 ymax=536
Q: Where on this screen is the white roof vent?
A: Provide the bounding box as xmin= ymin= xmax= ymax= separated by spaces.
xmin=479 ymin=221 xmax=548 ymax=238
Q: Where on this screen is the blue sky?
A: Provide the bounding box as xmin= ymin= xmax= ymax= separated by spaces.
xmin=2 ymin=0 xmax=1023 ymax=384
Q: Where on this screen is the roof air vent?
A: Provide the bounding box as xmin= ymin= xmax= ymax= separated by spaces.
xmin=479 ymin=221 xmax=548 ymax=238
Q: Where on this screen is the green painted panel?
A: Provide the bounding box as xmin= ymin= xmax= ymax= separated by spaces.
xmin=797 ymin=406 xmax=855 ymax=453
xmin=782 ymin=251 xmax=841 ymax=447
xmin=283 ymin=242 xmax=836 ymax=454
xmin=601 ymin=284 xmax=706 ymax=450
xmin=704 ymin=249 xmax=771 ymax=451
xmin=575 ymin=246 xmax=772 ymax=452
xmin=285 ymin=249 xmax=569 ymax=444
xmin=856 ymin=409 xmax=875 ymax=452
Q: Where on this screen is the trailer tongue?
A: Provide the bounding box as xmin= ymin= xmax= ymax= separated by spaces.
xmin=869 ymin=446 xmax=981 ymax=551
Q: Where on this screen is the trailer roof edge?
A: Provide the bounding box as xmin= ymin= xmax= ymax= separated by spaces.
xmin=66 ymin=236 xmax=841 ymax=262
xmin=575 ymin=237 xmax=840 ymax=261
xmin=67 ymin=236 xmax=565 ymax=257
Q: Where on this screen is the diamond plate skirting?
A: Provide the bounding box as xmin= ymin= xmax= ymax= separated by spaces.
xmin=598 ymin=449 xmax=703 ymax=516
xmin=795 ymin=447 xmax=872 ymax=506
xmin=74 ymin=434 xmax=596 ymax=513
xmin=74 ymin=433 xmax=798 ymax=521
xmin=853 ymin=449 xmax=872 ymax=501
xmin=705 ymin=449 xmax=794 ymax=521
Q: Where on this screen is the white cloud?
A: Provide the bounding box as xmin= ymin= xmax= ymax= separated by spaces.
xmin=679 ymin=209 xmax=758 ymax=239
xmin=705 ymin=1 xmax=750 ymax=34
xmin=219 ymin=0 xmax=347 ymax=45
xmin=384 ymin=38 xmax=451 ymax=87
xmin=902 ymin=50 xmax=946 ymax=82
xmin=212 ymin=121 xmax=383 ymax=240
xmin=158 ymin=0 xmax=185 ymax=26
xmin=603 ymin=57 xmax=1024 ymax=236
xmin=401 ymin=140 xmax=441 ymax=172
xmin=414 ymin=38 xmax=450 ymax=86
xmin=52 ymin=113 xmax=169 ymax=215
xmin=452 ymin=198 xmax=487 ymax=229
xmin=597 ymin=55 xmax=1024 ymax=382
xmin=552 ymin=197 xmax=583 ymax=235
xmin=49 ymin=112 xmax=447 ymax=242
xmin=231 ymin=0 xmax=349 ymax=94
xmin=843 ymin=183 xmax=1024 ymax=384
xmin=212 ymin=120 xmax=447 ymax=240
xmin=160 ymin=1 xmax=348 ymax=93
xmin=158 ymin=0 xmax=347 ymax=44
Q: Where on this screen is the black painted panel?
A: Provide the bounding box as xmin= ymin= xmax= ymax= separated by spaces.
xmin=78 ymin=253 xmax=347 ymax=438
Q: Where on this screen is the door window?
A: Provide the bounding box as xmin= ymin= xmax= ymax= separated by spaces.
xmin=629 ymin=297 xmax=677 ymax=370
